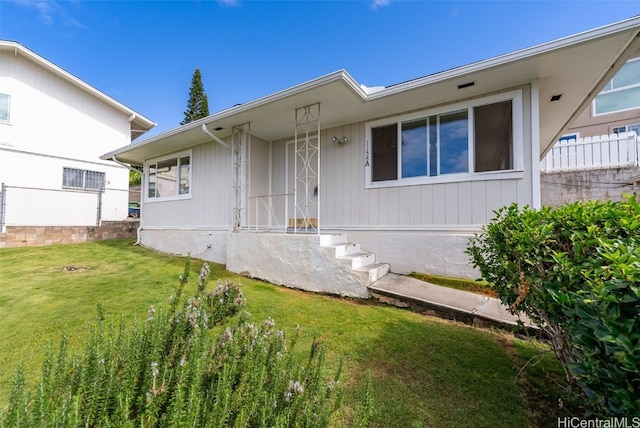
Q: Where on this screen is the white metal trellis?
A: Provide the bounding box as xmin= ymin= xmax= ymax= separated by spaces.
xmin=293 ymin=104 xmax=320 ymax=234
xmin=232 ymin=123 xmax=250 ymax=231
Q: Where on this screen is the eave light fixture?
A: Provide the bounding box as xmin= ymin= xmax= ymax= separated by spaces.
xmin=550 ymin=94 xmax=562 ymax=102
xmin=332 ymin=136 xmax=348 ymax=145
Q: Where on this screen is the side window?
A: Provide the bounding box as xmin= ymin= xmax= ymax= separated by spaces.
xmin=146 ymin=151 xmax=191 ymax=200
xmin=0 ymin=93 xmax=10 ymax=122
xmin=63 ymin=168 xmax=105 ymax=191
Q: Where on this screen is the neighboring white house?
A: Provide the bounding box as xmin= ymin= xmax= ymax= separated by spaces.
xmin=0 ymin=40 xmax=154 ymax=229
xmin=102 ymin=17 xmax=640 ymax=298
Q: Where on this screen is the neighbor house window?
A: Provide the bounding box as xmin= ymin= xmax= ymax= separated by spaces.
xmin=612 ymin=124 xmax=640 ymax=135
xmin=63 ymin=168 xmax=105 ymax=191
xmin=594 ymin=58 xmax=640 ymax=115
xmin=0 ymin=93 xmax=10 ymax=122
xmin=558 ymin=134 xmax=578 ymax=143
xmin=366 ymin=90 xmax=522 ymax=187
xmin=146 ymin=151 xmax=191 ymax=200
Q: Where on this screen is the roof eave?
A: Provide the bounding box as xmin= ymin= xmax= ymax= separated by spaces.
xmin=0 ymin=40 xmax=156 ymax=135
xmin=370 ymin=15 xmax=640 ymax=100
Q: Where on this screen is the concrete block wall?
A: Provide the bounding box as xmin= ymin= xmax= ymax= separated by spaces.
xmin=0 ymin=220 xmax=139 ymax=248
xmin=541 ymin=166 xmax=640 ymax=207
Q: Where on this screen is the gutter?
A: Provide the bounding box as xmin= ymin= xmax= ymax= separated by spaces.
xmin=201 ymin=124 xmax=230 ymax=151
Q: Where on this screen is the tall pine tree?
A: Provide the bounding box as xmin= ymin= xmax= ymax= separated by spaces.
xmin=181 ymin=68 xmax=209 ymax=125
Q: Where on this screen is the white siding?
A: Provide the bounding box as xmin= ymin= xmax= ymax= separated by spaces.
xmin=142 ymin=140 xmax=232 ymax=228
xmin=0 ymin=148 xmax=129 ymax=225
xmin=312 ymin=85 xmax=534 ymax=228
xmin=247 ymin=135 xmax=271 ymax=225
xmin=0 ymin=50 xmax=130 ymax=159
xmin=0 ymin=48 xmax=133 ymax=226
xmin=141 ymin=85 xmax=535 ymax=232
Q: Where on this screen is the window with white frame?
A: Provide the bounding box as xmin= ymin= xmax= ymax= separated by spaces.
xmin=366 ymin=91 xmax=523 ymax=187
xmin=63 ymin=167 xmax=105 ymax=191
xmin=594 ymin=58 xmax=640 ymax=115
xmin=146 ymin=151 xmax=191 ymax=200
xmin=0 ymin=93 xmax=10 ymax=122
xmin=558 ymin=133 xmax=579 ymax=143
xmin=612 ymin=124 xmax=640 ymax=135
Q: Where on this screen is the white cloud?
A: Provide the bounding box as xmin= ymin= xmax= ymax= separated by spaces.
xmin=10 ymin=0 xmax=85 ymax=28
xmin=370 ymin=0 xmax=391 ymax=11
xmin=218 ymin=0 xmax=240 ymax=8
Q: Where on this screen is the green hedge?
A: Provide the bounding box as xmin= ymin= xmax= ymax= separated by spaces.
xmin=467 ymin=196 xmax=640 ymax=415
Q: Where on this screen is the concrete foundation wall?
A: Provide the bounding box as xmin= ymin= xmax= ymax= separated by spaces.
xmin=347 ymin=230 xmax=479 ymax=279
xmin=139 ymin=229 xmax=228 ymax=265
xmin=0 ymin=220 xmax=139 ymax=248
xmin=226 ymin=233 xmax=369 ymax=298
xmin=541 ymin=167 xmax=640 ymax=207
xmin=137 ymin=228 xmax=478 ymax=295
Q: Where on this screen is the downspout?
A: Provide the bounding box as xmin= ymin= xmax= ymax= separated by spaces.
xmin=112 ymin=155 xmax=143 ymax=244
xmin=202 ymin=124 xmax=231 ymax=150
xmin=111 ymin=155 xmax=143 ymax=173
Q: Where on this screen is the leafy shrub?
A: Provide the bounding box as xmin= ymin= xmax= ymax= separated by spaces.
xmin=466 ymin=196 xmax=640 ymax=415
xmin=0 ymin=259 xmax=344 ymax=427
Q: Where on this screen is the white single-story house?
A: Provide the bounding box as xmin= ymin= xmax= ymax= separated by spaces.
xmin=102 ymin=17 xmax=640 ymax=298
xmin=0 ymin=40 xmax=154 ymax=229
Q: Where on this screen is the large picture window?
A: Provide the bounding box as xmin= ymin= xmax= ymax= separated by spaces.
xmin=594 ymin=58 xmax=640 ymax=115
xmin=366 ymin=91 xmax=522 ymax=187
xmin=146 ymin=151 xmax=191 ymax=201
xmin=63 ymin=168 xmax=105 ymax=191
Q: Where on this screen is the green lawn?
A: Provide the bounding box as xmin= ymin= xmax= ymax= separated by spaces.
xmin=0 ymin=239 xmax=576 ymax=427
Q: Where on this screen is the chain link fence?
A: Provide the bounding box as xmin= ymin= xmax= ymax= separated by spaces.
xmin=0 ymin=183 xmax=106 ymax=231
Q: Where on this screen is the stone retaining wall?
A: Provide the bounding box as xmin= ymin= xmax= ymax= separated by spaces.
xmin=0 ymin=221 xmax=139 ymax=248
xmin=541 ymin=166 xmax=640 ymax=207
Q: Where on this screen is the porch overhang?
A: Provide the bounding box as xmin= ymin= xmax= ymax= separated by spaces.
xmin=101 ymin=16 xmax=640 ymax=165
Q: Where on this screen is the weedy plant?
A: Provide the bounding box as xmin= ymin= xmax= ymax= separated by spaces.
xmin=0 ymin=258 xmax=346 ymax=427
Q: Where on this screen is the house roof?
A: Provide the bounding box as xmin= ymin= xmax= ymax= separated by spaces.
xmin=102 ymin=16 xmax=640 ymax=165
xmin=0 ymin=40 xmax=156 ymax=141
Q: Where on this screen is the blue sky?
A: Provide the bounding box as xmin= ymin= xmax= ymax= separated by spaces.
xmin=1 ymin=0 xmax=639 ymax=138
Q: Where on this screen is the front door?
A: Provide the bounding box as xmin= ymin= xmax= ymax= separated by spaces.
xmin=286 ymin=135 xmax=319 ymax=231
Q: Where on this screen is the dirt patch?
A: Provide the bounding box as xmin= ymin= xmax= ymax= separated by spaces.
xmin=62 ymin=265 xmax=89 ymax=272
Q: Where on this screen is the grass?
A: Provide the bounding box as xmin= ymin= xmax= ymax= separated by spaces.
xmin=409 ymin=272 xmax=498 ymax=297
xmin=0 ymin=239 xmax=580 ymax=427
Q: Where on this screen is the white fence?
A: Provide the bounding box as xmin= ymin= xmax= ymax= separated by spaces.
xmin=541 ymin=132 xmax=639 ymax=172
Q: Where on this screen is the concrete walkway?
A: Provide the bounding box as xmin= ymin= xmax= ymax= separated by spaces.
xmin=369 ymin=273 xmax=535 ymax=329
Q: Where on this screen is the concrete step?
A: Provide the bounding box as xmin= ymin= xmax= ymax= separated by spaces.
xmin=319 ymin=232 xmax=390 ymax=288
xmin=319 ymin=233 xmax=348 ymax=246
xmin=329 ymin=242 xmax=362 ymax=257
xmin=354 ymin=262 xmax=391 ymax=285
xmin=338 ymin=252 xmax=375 ymax=269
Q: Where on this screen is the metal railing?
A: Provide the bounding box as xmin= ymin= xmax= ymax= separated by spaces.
xmin=245 ymin=193 xmax=292 ymax=232
xmin=541 ymin=132 xmax=639 ymax=172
